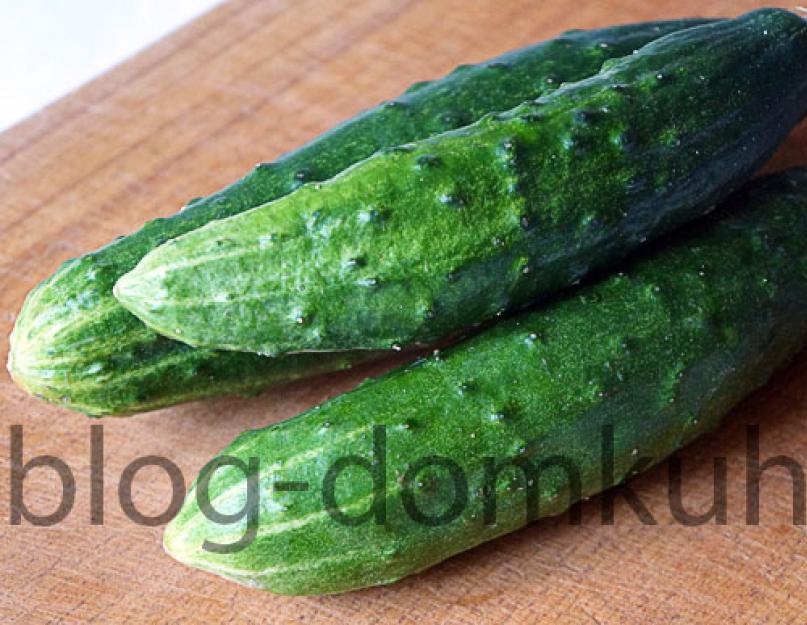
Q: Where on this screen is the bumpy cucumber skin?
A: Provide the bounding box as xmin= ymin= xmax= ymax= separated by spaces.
xmin=7 ymin=20 xmax=710 ymax=416
xmin=164 ymin=168 xmax=807 ymax=595
xmin=118 ymin=10 xmax=807 ymax=356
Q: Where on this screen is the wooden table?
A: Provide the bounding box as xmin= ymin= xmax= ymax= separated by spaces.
xmin=3 ymin=1 xmax=807 ymax=622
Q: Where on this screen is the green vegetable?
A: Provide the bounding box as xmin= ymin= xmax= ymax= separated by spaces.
xmin=116 ymin=10 xmax=807 ymax=357
xmin=164 ymin=167 xmax=807 ymax=595
xmin=8 ymin=19 xmax=709 ymax=416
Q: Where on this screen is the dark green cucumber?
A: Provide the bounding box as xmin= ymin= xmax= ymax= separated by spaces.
xmin=164 ymin=168 xmax=807 ymax=595
xmin=8 ymin=20 xmax=709 ymax=416
xmin=117 ymin=10 xmax=807 ymax=356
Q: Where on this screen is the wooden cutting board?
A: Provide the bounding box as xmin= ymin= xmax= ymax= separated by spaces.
xmin=3 ymin=1 xmax=807 ymax=622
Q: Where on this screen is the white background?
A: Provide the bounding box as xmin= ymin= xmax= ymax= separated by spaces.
xmin=0 ymin=0 xmax=222 ymax=131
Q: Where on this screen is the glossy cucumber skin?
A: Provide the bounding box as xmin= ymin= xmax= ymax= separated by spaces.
xmin=164 ymin=168 xmax=807 ymax=595
xmin=117 ymin=10 xmax=807 ymax=356
xmin=7 ymin=20 xmax=710 ymax=416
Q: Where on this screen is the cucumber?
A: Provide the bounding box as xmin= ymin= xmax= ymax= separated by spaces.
xmin=163 ymin=167 xmax=807 ymax=595
xmin=7 ymin=19 xmax=709 ymax=416
xmin=116 ymin=10 xmax=807 ymax=356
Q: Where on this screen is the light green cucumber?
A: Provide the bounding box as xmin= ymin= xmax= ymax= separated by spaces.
xmin=164 ymin=167 xmax=807 ymax=594
xmin=116 ymin=10 xmax=807 ymax=357
xmin=8 ymin=19 xmax=710 ymax=415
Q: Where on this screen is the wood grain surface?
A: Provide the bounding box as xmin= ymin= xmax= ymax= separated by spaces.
xmin=3 ymin=1 xmax=807 ymax=623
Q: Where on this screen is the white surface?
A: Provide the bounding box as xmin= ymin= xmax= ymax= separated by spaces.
xmin=0 ymin=0 xmax=222 ymax=131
